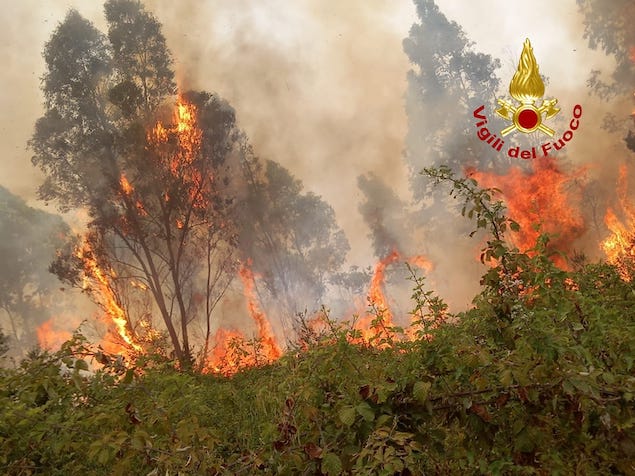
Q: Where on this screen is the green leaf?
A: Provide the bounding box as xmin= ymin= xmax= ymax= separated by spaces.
xmin=132 ymin=430 xmax=151 ymax=450
xmin=74 ymin=359 xmax=89 ymax=371
xmin=97 ymin=447 xmax=111 ymax=465
xmin=122 ymin=369 xmax=135 ymax=385
xmin=321 ymin=452 xmax=343 ymax=476
xmin=413 ymin=381 xmax=431 ymax=403
xmin=514 ymin=428 xmax=536 ymax=453
xmin=375 ymin=414 xmax=392 ymax=428
xmin=602 ymin=372 xmax=615 ymax=385
xmin=338 ymin=406 xmax=356 ymax=427
xmin=356 ymin=402 xmax=375 ymax=422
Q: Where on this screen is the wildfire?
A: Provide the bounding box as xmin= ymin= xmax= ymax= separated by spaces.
xmin=206 ymin=328 xmax=248 ymax=376
xmin=120 ymin=174 xmax=133 ymax=196
xmin=77 ymin=238 xmax=142 ymax=355
xmin=354 ymin=249 xmax=433 ymax=345
xmin=36 ymin=318 xmax=72 ymax=350
xmin=238 ymin=264 xmax=282 ymax=361
xmin=201 ymin=264 xmax=282 ymax=376
xmin=81 ymin=97 xmax=441 ymax=372
xmin=148 ymin=98 xmax=202 ymax=175
xmin=601 ymin=165 xmax=635 ymax=280
xmin=146 ymin=98 xmax=209 ymax=212
xmin=468 ymin=156 xmax=586 ymax=268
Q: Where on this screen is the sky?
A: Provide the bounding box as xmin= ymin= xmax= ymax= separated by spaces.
xmin=0 ymin=0 xmax=619 ymax=265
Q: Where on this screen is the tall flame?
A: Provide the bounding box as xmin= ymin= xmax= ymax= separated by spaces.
xmin=510 ymin=39 xmax=545 ymax=104
xmin=600 ymin=165 xmax=635 ymax=281
xmin=77 ymin=239 xmax=142 ymax=354
xmin=120 ymin=174 xmax=133 ymax=196
xmin=203 ymin=264 xmax=282 ymax=376
xmin=354 ymin=249 xmax=433 ymax=345
xmin=147 ymin=98 xmax=203 ymax=180
xmin=353 ymin=250 xmax=400 ymax=343
xmin=468 ymin=157 xmax=586 ymax=269
xmin=238 ymin=263 xmax=282 ymax=361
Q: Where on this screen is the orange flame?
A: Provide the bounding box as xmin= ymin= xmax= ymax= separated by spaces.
xmin=203 ymin=263 xmax=282 ymax=376
xmin=147 ymin=98 xmax=208 ymax=210
xmin=600 ymin=165 xmax=635 ymax=280
xmin=120 ymin=174 xmax=133 ymax=196
xmin=238 ymin=264 xmax=282 ymax=362
xmin=354 ymin=249 xmax=433 ymax=345
xmin=205 ymin=328 xmax=248 ymax=376
xmin=36 ymin=318 xmax=72 ymax=350
xmin=468 ymin=157 xmax=586 ymax=268
xmin=77 ymin=239 xmax=142 ymax=354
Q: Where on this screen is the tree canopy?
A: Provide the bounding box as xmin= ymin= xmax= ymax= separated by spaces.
xmin=403 ymin=0 xmax=501 ymax=200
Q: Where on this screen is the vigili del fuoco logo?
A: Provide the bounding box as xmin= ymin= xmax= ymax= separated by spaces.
xmin=473 ymin=38 xmax=582 ymax=159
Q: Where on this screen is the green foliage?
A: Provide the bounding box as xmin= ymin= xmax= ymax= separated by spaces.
xmin=1 ymin=168 xmax=634 ymax=474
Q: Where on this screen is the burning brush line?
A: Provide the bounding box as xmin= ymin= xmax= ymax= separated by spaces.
xmin=467 ymin=157 xmax=586 ymax=269
xmin=601 ymin=165 xmax=635 ymax=281
xmin=353 ymin=249 xmax=434 ymax=346
xmin=36 ymin=318 xmax=72 ymax=351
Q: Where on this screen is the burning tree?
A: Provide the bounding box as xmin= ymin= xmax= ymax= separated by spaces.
xmin=31 ymin=1 xmax=350 ymax=370
xmin=31 ymin=2 xmax=242 ymax=368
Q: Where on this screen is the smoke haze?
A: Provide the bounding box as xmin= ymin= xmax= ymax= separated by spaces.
xmin=1 ymin=0 xmax=633 ymax=350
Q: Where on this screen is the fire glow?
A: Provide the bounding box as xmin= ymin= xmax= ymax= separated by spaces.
xmin=468 ymin=157 xmax=586 ymax=268
xmin=353 ymin=249 xmax=434 ymax=345
xmin=77 ymin=238 xmax=143 ymax=355
xmin=202 ymin=264 xmax=283 ymax=376
xmin=36 ymin=318 xmax=72 ymax=351
xmin=601 ymin=165 xmax=635 ymax=281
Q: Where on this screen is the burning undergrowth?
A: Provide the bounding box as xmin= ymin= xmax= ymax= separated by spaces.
xmin=467 ymin=157 xmax=587 ymax=269
xmin=601 ymin=164 xmax=635 ymax=281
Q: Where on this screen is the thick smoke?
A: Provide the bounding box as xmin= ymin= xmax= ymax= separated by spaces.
xmin=2 ymin=0 xmax=635 ymax=353
xmin=144 ymin=0 xmax=416 ymax=266
xmin=399 ymin=0 xmax=635 ymax=309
